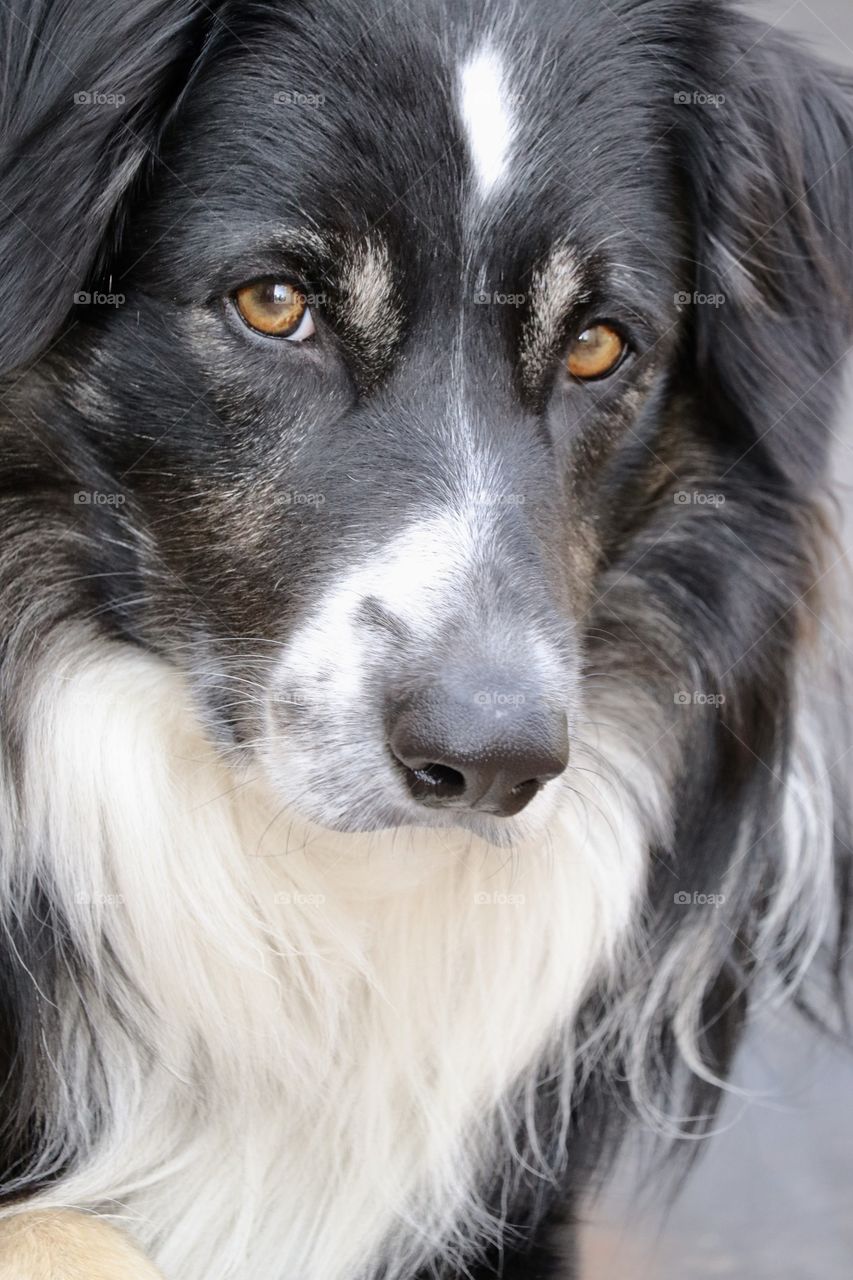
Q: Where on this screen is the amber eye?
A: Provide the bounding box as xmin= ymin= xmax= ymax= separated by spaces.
xmin=566 ymin=324 xmax=627 ymax=380
xmin=233 ymin=280 xmax=315 ymax=340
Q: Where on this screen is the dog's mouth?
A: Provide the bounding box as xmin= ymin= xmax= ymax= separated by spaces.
xmin=304 ymin=781 xmax=560 ymax=849
xmin=254 ymin=721 xmax=569 ymax=850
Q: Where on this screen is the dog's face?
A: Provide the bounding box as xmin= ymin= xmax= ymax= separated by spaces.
xmin=3 ymin=0 xmax=851 ymax=842
xmin=54 ymin=0 xmax=687 ymax=840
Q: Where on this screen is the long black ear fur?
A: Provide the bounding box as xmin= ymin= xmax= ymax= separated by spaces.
xmin=0 ymin=0 xmax=214 ymax=376
xmin=681 ymin=15 xmax=853 ymax=487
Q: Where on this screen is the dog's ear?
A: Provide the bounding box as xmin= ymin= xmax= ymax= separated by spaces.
xmin=0 ymin=1 xmax=214 ymax=375
xmin=681 ymin=22 xmax=853 ymax=486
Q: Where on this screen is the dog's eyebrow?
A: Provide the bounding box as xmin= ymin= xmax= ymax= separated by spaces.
xmin=267 ymin=225 xmax=335 ymax=262
xmin=520 ymin=242 xmax=590 ymax=387
xmin=212 ymin=224 xmax=336 ymax=284
xmin=255 ymin=227 xmax=401 ymax=372
xmin=335 ymin=234 xmax=403 ymax=371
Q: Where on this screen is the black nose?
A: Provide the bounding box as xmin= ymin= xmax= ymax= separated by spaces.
xmin=388 ymin=683 xmax=569 ymax=818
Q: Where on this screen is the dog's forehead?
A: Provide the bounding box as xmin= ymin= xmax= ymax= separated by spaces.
xmin=148 ymin=0 xmax=680 ymax=331
xmin=177 ymin=1 xmax=672 ymax=216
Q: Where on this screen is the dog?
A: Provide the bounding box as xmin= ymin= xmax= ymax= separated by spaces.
xmin=0 ymin=0 xmax=851 ymax=1276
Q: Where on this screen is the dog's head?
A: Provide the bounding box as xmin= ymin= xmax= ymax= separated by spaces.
xmin=1 ymin=0 xmax=851 ymax=844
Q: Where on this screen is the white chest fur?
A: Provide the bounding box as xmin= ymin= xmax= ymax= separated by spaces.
xmin=4 ymin=641 xmax=649 ymax=1280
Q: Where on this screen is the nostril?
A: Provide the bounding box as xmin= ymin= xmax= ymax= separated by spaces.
xmin=414 ymin=763 xmax=465 ymax=793
xmin=396 ymin=758 xmax=467 ymax=803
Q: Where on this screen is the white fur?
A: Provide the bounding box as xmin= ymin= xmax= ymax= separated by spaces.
xmin=0 ymin=633 xmax=654 ymax=1280
xmin=277 ymin=509 xmax=481 ymax=700
xmin=458 ymin=48 xmax=515 ymax=196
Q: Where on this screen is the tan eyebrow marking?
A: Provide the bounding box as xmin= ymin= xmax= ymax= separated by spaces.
xmin=520 ymin=242 xmax=590 ymax=387
xmin=215 ymin=223 xmax=335 ymax=265
xmin=272 ymin=226 xmax=334 ymax=258
xmin=336 ymin=234 xmax=403 ymax=373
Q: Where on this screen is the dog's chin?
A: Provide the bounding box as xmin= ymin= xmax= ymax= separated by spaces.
xmin=318 ymin=804 xmax=526 ymax=848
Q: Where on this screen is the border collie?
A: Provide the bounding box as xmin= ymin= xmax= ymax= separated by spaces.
xmin=0 ymin=1 xmax=851 ymax=1277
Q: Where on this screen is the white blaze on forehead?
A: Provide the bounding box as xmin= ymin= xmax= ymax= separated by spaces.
xmin=458 ymin=47 xmax=515 ymax=196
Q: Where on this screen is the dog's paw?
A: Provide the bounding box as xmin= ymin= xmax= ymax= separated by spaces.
xmin=0 ymin=1211 xmax=165 ymax=1280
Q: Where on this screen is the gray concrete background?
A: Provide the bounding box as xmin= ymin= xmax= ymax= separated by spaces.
xmin=745 ymin=0 xmax=853 ymax=60
xmin=582 ymin=3 xmax=853 ymax=1277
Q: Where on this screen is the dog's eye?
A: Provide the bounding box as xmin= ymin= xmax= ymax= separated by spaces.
xmin=566 ymin=324 xmax=626 ymax=381
xmin=233 ymin=280 xmax=315 ymax=341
